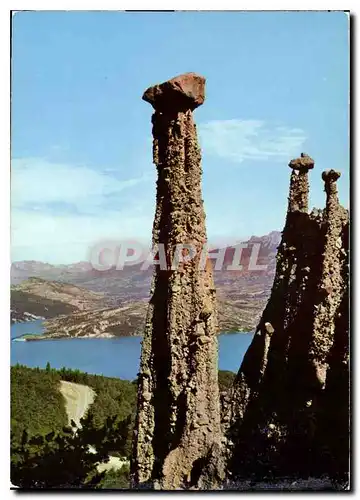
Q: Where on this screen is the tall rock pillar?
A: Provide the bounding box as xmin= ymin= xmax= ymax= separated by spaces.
xmin=224 ymin=154 xmax=315 ymax=435
xmin=224 ymin=155 xmax=349 ymax=484
xmin=131 ymin=73 xmax=223 ymax=490
xmin=309 ymin=169 xmax=346 ymax=383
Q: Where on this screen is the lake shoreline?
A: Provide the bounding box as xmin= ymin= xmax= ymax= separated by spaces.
xmin=14 ymin=329 xmax=253 ymax=342
xmin=11 ymin=320 xmax=254 ymax=379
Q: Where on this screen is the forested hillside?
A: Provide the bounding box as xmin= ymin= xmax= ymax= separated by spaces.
xmin=11 ymin=365 xmax=236 ymax=488
xmin=11 ymin=365 xmax=68 ymax=445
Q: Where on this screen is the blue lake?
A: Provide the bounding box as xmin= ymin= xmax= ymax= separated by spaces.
xmin=11 ymin=320 xmax=253 ymax=380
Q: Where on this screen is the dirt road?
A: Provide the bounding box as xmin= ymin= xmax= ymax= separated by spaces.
xmin=59 ymin=380 xmax=128 ymax=472
xmin=59 ymin=380 xmax=96 ymax=429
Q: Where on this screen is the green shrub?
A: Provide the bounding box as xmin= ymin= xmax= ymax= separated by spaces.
xmin=218 ymin=370 xmax=236 ymax=392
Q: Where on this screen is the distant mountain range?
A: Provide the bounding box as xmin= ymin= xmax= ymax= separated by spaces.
xmin=11 ymin=231 xmax=281 ymax=336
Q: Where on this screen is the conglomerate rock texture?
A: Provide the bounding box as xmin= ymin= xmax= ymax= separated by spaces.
xmin=224 ymin=154 xmax=349 ymax=484
xmin=131 ymin=73 xmax=224 ymax=490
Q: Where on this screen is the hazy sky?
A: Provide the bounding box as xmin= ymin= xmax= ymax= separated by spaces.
xmin=11 ymin=11 xmax=349 ymax=264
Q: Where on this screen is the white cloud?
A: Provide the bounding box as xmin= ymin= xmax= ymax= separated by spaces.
xmin=11 ymin=158 xmax=155 ymax=263
xmin=199 ymin=119 xmax=307 ymax=163
xmin=11 ymin=209 xmax=154 ymax=264
xmin=11 ymin=158 xmax=149 ymax=213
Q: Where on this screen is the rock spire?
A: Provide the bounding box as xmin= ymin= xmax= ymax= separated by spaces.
xmin=131 ymin=73 xmax=224 ymax=490
xmin=225 ymin=154 xmax=349 ymax=484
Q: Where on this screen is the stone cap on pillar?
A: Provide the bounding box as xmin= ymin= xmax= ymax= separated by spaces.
xmin=322 ymin=169 xmax=341 ymax=183
xmin=288 ymin=153 xmax=315 ymax=171
xmin=142 ymin=72 xmax=206 ymax=112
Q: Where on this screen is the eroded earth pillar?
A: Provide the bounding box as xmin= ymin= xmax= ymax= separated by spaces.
xmin=131 ymin=73 xmax=223 ymax=490
xmin=225 ymin=154 xmax=349 ymax=484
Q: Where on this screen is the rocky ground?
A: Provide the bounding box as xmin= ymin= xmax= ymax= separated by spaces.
xmin=40 ymin=302 xmax=148 ymax=339
xmin=21 ymin=298 xmax=261 ymax=341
